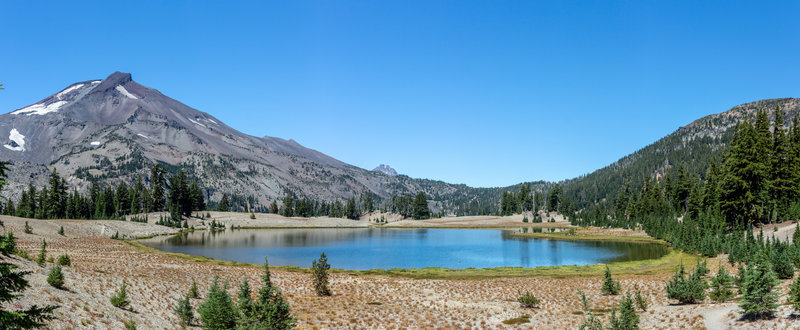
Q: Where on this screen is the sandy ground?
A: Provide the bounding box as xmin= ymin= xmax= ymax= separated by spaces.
xmin=2 ymin=215 xmax=799 ymax=329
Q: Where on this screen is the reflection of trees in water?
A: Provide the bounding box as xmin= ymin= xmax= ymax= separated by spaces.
xmin=161 ymin=228 xmax=431 ymax=248
xmin=500 ymin=230 xmax=669 ymax=263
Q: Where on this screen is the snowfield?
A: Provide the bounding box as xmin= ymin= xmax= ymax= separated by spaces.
xmin=3 ymin=128 xmax=26 ymax=151
xmin=11 ymin=100 xmax=68 ymax=116
xmin=115 ymin=85 xmax=139 ymax=99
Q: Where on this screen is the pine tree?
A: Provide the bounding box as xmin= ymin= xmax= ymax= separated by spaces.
xmin=236 ymin=278 xmax=255 ymax=323
xmin=197 ymin=276 xmax=237 ymax=329
xmin=150 ymin=165 xmax=166 ymax=212
xmin=412 ymin=192 xmax=430 ymax=220
xmin=58 ymin=226 xmax=64 ymax=236
xmin=312 ymin=252 xmax=331 ymax=296
xmin=769 ymin=107 xmax=794 ymax=220
xmin=46 ymin=265 xmax=64 ymax=289
xmin=666 ymin=262 xmax=707 ymax=304
xmin=709 ymin=265 xmax=735 ymax=302
xmin=739 ymin=257 xmax=779 ymax=319
xmin=772 ymin=248 xmax=794 ymax=279
xmin=608 ymin=292 xmax=639 ymax=330
xmin=601 ymin=265 xmax=620 ymax=295
xmin=0 ymin=227 xmax=57 ymax=328
xmin=174 ymin=294 xmax=194 ymax=327
xmin=218 ymin=194 xmax=230 ymax=212
xmin=577 ymin=290 xmax=603 ymax=330
xmin=36 ymin=239 xmax=47 ymax=266
xmin=787 ymin=274 xmax=800 ymax=315
xmin=188 ymin=279 xmax=199 ymax=299
xmin=110 ymin=280 xmax=130 ymax=309
xmin=249 ymin=257 xmax=296 ymax=329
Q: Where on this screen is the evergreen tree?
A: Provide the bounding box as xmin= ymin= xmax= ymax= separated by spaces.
xmin=666 ymin=262 xmax=707 ymax=304
xmin=788 ymin=274 xmax=800 ymax=315
xmin=174 ymin=294 xmax=194 ymax=327
xmin=547 ymin=184 xmax=562 ymax=212
xmin=197 ymin=276 xmax=237 ymax=329
xmin=46 ymin=265 xmax=64 ymax=289
xmin=188 ymin=279 xmax=199 ymax=299
xmin=189 ymin=181 xmax=205 ymax=213
xmin=150 ymin=165 xmax=167 ymax=212
xmin=279 ymin=194 xmax=293 ymax=217
xmin=739 ymin=257 xmax=779 ymax=319
xmin=772 ymin=248 xmax=794 ymax=279
xmin=769 ymin=107 xmax=794 ymax=220
xmin=110 ymin=280 xmax=130 ymax=309
xmin=236 ymin=278 xmax=255 ymax=324
xmin=311 ymin=252 xmax=331 ymax=296
xmin=709 ymin=265 xmax=735 ymax=302
xmin=0 ymin=231 xmax=57 ymax=328
xmin=36 ymin=239 xmax=46 ymax=266
xmin=608 ymin=292 xmax=639 ymax=330
xmin=720 ymin=120 xmax=769 ymax=226
xmin=601 ymin=265 xmax=620 ymax=295
xmin=412 ymin=192 xmax=430 ymax=220
xmin=217 ymin=194 xmax=230 ymax=212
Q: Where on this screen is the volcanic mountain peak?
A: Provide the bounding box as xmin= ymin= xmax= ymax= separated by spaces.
xmin=373 ymin=164 xmax=398 ymax=176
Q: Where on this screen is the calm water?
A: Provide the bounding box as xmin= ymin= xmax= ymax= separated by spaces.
xmin=140 ymin=228 xmax=668 ymax=270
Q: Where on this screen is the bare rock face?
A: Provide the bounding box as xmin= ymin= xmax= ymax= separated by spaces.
xmin=373 ymin=164 xmax=398 ymax=176
xmin=0 ymin=72 xmax=509 ymax=211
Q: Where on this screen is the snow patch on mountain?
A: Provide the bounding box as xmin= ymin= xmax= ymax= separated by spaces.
xmin=3 ymin=129 xmax=25 ymax=151
xmin=188 ymin=118 xmax=207 ymax=128
xmin=115 ymin=85 xmax=138 ymax=99
xmin=90 ymin=141 xmax=101 ymax=146
xmin=11 ymin=100 xmax=68 ymax=116
xmin=56 ymin=84 xmax=84 ymax=99
xmin=137 ymin=133 xmax=150 ymax=139
xmin=373 ymin=164 xmax=398 ymax=176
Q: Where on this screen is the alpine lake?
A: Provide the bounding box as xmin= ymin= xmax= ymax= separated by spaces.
xmin=140 ymin=227 xmax=669 ymax=270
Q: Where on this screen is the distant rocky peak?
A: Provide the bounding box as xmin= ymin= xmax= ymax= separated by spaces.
xmin=373 ymin=164 xmax=398 ymax=176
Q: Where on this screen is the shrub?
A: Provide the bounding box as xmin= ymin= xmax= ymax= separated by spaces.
xmin=111 ymin=231 xmax=120 ymax=240
xmin=250 ymin=213 xmax=256 ymax=220
xmin=709 ymin=265 xmax=735 ymax=302
xmin=56 ymin=254 xmax=71 ymax=266
xmin=739 ymin=258 xmax=779 ymax=319
xmin=123 ymin=319 xmax=136 ymax=330
xmin=110 ymin=280 xmax=130 ymax=309
xmin=58 ymin=226 xmax=64 ymax=236
xmin=666 ymin=262 xmax=707 ymax=304
xmin=312 ymin=252 xmax=331 ymax=296
xmin=608 ymin=292 xmax=639 ymax=330
xmin=174 ymin=294 xmax=194 ymax=326
xmin=522 ymin=216 xmax=528 ymax=223
xmin=601 ymin=265 xmax=620 ymax=295
xmin=23 ymin=221 xmax=32 ymax=234
xmin=197 ymin=276 xmax=237 ymax=329
xmin=517 ymin=290 xmax=540 ymax=308
xmin=47 ymin=265 xmax=64 ymax=289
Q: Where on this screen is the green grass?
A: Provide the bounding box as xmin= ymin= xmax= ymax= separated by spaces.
xmin=502 ymin=314 xmax=531 ymax=325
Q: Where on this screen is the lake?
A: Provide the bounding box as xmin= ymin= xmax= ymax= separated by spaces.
xmin=140 ymin=228 xmax=669 ymax=270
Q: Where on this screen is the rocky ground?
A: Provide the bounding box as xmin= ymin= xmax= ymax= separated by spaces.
xmin=1 ymin=214 xmax=799 ymax=329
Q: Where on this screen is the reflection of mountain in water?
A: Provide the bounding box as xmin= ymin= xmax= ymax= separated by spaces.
xmin=164 ymin=228 xmax=431 ymax=248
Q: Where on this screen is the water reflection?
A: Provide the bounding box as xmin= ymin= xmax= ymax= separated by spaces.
xmin=141 ymin=228 xmax=669 ymax=270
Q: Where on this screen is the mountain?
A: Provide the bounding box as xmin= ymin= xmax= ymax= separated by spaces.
xmin=0 ymin=72 xmax=545 ymax=213
xmin=561 ymin=98 xmax=800 ymax=211
xmin=372 ymin=164 xmax=398 ymax=176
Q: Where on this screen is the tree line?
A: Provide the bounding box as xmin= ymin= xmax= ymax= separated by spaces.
xmin=2 ymin=165 xmax=205 ymax=225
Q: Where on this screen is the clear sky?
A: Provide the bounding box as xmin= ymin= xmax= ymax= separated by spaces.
xmin=1 ymin=1 xmax=799 ymax=187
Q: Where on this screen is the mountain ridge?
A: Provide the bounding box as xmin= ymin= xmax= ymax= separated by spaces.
xmin=0 ymin=72 xmax=541 ymax=214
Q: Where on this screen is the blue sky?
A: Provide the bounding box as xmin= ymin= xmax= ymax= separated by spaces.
xmin=1 ymin=1 xmax=799 ymax=187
